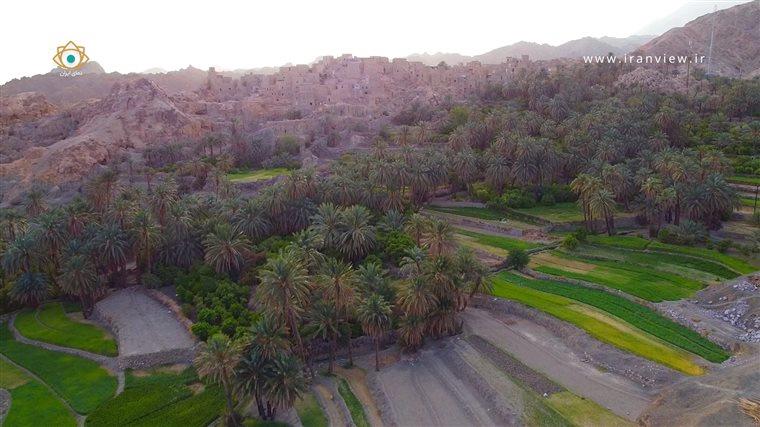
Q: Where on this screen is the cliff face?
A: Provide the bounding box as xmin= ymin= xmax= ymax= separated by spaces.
xmin=634 ymin=1 xmax=760 ymax=77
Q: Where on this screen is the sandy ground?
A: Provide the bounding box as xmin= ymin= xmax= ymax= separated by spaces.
xmin=371 ymin=341 xmax=518 ymax=427
xmin=94 ymin=287 xmax=194 ymax=356
xmin=463 ymin=308 xmax=653 ymax=420
xmin=640 ymin=344 xmax=760 ymax=426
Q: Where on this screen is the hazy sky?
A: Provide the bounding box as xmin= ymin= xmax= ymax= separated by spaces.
xmin=0 ymin=0 xmax=749 ymax=83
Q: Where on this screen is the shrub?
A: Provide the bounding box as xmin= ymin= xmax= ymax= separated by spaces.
xmin=658 ymin=221 xmax=707 ymax=246
xmin=562 ymin=235 xmax=579 ymax=250
xmin=376 ymin=230 xmax=415 ymax=263
xmin=716 ymin=239 xmax=733 ymax=253
xmin=505 ymin=249 xmax=530 ymax=270
xmin=539 ymin=194 xmax=556 ymax=206
xmin=140 ymin=273 xmax=162 ymax=289
xmin=469 ymin=182 xmax=495 ymax=202
xmin=190 ymin=322 xmax=214 ymax=341
xmin=274 ymin=135 xmax=300 ymax=156
xmin=751 ymin=211 xmax=760 ymax=226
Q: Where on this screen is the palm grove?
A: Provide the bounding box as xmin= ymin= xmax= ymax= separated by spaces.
xmin=1 ymin=61 xmax=758 ymax=422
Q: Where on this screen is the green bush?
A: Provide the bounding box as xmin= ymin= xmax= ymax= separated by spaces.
xmin=506 ymin=249 xmax=530 ymax=270
xmin=716 ymin=239 xmax=733 ymax=253
xmin=562 ymin=235 xmax=579 ymax=250
xmin=540 ymin=194 xmax=556 ymax=206
xmin=141 ymin=273 xmax=162 ymax=289
xmin=190 ymin=322 xmax=215 ymax=341
xmin=376 ymin=230 xmax=415 ymax=263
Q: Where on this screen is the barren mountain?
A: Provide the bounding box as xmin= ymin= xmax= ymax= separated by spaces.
xmin=634 ymin=1 xmax=760 ymax=77
xmin=409 ymin=35 xmax=655 ymax=66
xmin=0 ymin=79 xmax=202 ymax=199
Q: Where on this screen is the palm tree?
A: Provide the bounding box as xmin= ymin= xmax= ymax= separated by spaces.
xmin=262 ymin=354 xmax=307 ymax=419
xmin=93 ymin=223 xmax=130 ymax=282
xmin=2 ymin=233 xmax=38 ymax=275
xmin=132 ymin=209 xmax=161 ymax=274
xmin=397 ymin=314 xmax=425 ymax=352
xmin=338 ymin=206 xmax=375 ymax=261
xmin=310 ymin=203 xmax=343 ymax=251
xmin=0 ymin=209 xmax=27 ymax=242
xmin=396 ymin=276 xmax=437 ymax=317
xmin=422 ymin=219 xmax=455 ymax=257
xmin=256 ymin=250 xmax=310 ymax=362
xmin=59 ymin=255 xmax=101 ymax=317
xmin=203 ymin=224 xmax=251 ymax=277
xmin=309 ymin=301 xmax=339 ymax=373
xmin=33 ymin=211 xmax=67 ymax=277
xmin=357 ymin=294 xmax=392 ymax=371
xmin=23 ymin=187 xmax=47 ymax=217
xmin=11 ymin=271 xmax=48 ymax=307
xmin=195 ymin=333 xmax=243 ymax=424
xmin=405 ymin=214 xmax=429 ymax=246
xmin=589 ymin=188 xmax=616 ymax=236
xmin=233 ymin=199 xmax=271 ymax=242
xmin=318 ymin=258 xmax=357 ymax=365
xmin=248 ymin=316 xmax=291 ymax=360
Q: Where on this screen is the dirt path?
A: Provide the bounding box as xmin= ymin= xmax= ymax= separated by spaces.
xmin=313 ymin=378 xmax=353 ymax=427
xmin=373 ymin=343 xmax=508 ymax=427
xmin=463 ymin=308 xmax=652 ymax=420
xmin=335 ymin=366 xmax=384 ymax=427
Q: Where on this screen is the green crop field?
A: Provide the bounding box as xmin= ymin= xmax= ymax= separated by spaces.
xmin=0 ymin=324 xmax=116 ymax=414
xmin=574 ymin=245 xmax=738 ymax=281
xmin=490 ymin=274 xmax=704 ymax=375
xmin=514 ymin=202 xmax=585 ymax=222
xmin=729 ymin=175 xmax=760 ymax=186
xmin=587 ymin=235 xmax=756 ymax=274
xmin=531 ymin=251 xmax=701 ymax=302
xmin=428 ymin=205 xmax=508 ymax=221
xmin=88 ymin=366 xmax=223 ymax=427
xmin=501 ymin=272 xmax=729 ymax=362
xmin=295 ymin=392 xmax=329 ymax=427
xmin=227 ymin=168 xmax=289 ymax=183
xmin=15 ymin=303 xmax=118 ymax=356
xmin=455 ymin=228 xmax=542 ymax=256
xmin=0 ymin=357 xmax=77 ymax=427
xmin=337 ymin=378 xmax=370 ymax=427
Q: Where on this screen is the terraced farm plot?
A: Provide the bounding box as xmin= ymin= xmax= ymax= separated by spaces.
xmin=87 ymin=366 xmax=224 ymax=427
xmin=14 ymin=303 xmax=118 ymax=356
xmin=531 ymin=251 xmax=701 ymax=302
xmin=0 ymin=358 xmax=76 ymax=427
xmin=227 ymin=168 xmax=289 ymax=183
xmin=574 ymin=245 xmax=738 ymax=282
xmin=587 ymin=235 xmax=757 ymax=275
xmin=501 ymin=272 xmax=729 ymax=363
xmin=455 ymin=228 xmax=542 ymax=257
xmin=514 ymin=202 xmax=585 ymax=223
xmin=729 ymin=175 xmax=760 ymax=186
xmin=0 ymin=324 xmax=117 ymax=414
xmin=426 ymin=205 xmax=540 ymax=228
xmin=294 ymin=392 xmax=329 ymax=427
xmin=490 ymin=274 xmax=704 ymax=375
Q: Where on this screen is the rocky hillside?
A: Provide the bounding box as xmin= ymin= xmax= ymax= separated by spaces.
xmin=0 ymin=79 xmax=202 ymax=200
xmin=634 ymin=1 xmax=760 ymax=77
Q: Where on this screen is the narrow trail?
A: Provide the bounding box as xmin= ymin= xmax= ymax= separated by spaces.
xmin=0 ymin=353 xmax=86 ymax=426
xmin=9 ymin=314 xmax=119 ymax=371
xmin=335 ymin=366 xmax=385 ymax=427
xmin=313 ymin=378 xmax=353 ymax=427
